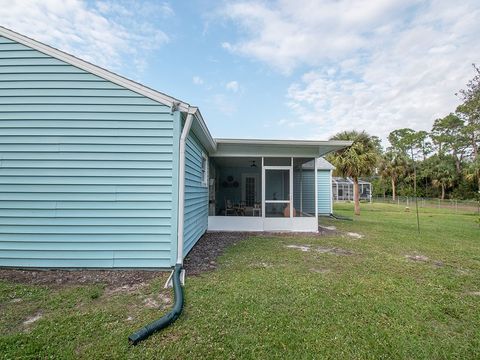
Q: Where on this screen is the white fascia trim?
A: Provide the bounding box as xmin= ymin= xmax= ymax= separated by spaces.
xmin=192 ymin=108 xmax=217 ymax=152
xmin=0 ymin=26 xmax=190 ymax=111
xmin=215 ymin=138 xmax=353 ymax=147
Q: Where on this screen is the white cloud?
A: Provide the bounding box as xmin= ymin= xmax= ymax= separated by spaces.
xmin=226 ymin=80 xmax=239 ymax=92
xmin=97 ymin=1 xmax=174 ymax=21
xmin=193 ymin=76 xmax=204 ymax=85
xmin=220 ymin=0 xmax=416 ymax=74
xmin=221 ymin=42 xmax=233 ymax=51
xmin=220 ymin=0 xmax=480 ymax=141
xmin=0 ymin=0 xmax=170 ymax=73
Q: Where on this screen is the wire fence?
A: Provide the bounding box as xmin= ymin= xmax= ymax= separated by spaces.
xmin=370 ymin=196 xmax=480 ymax=215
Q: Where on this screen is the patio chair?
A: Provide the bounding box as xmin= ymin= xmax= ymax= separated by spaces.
xmin=252 ymin=202 xmax=261 ymax=217
xmin=235 ymin=201 xmax=246 ymax=216
xmin=225 ymin=199 xmax=236 ymax=216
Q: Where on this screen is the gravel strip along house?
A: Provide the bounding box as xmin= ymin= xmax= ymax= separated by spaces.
xmin=0 ymin=26 xmax=351 ymax=269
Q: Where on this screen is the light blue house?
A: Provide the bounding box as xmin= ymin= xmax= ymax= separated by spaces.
xmin=0 ymin=27 xmax=351 ymax=269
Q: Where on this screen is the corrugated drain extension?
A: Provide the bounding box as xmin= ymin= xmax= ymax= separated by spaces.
xmin=128 ymin=264 xmax=184 ymax=345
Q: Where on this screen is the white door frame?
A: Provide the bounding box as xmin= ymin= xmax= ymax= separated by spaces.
xmin=262 ymin=158 xmax=293 ymax=220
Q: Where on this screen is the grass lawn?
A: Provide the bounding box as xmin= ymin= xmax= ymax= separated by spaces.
xmin=1 ymin=203 xmax=479 ymax=359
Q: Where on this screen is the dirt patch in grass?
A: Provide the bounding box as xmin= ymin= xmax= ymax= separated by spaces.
xmin=23 ymin=312 xmax=42 ymax=326
xmin=405 ymin=254 xmax=429 ymax=262
xmin=142 ymin=294 xmax=171 ymax=309
xmin=316 ymin=246 xmax=355 ymax=256
xmin=104 ymin=282 xmax=149 ymax=296
xmin=457 ymin=268 xmax=471 ymax=275
xmin=309 ymin=268 xmax=331 ymax=274
xmin=285 ymin=244 xmax=355 ymax=256
xmin=0 ymin=268 xmax=165 ymax=288
xmin=405 ymin=254 xmax=447 ymax=269
xmin=286 ymin=245 xmax=311 ymax=252
xmin=346 ymin=232 xmax=364 ymax=239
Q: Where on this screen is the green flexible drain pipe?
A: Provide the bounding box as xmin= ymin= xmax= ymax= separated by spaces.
xmin=128 ymin=264 xmax=184 ymax=345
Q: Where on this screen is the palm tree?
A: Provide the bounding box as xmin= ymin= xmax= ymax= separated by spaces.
xmin=379 ymin=151 xmax=408 ymax=201
xmin=328 ymin=131 xmax=379 ymax=216
xmin=430 ymin=155 xmax=457 ymax=199
xmin=463 ymin=158 xmax=480 ymax=192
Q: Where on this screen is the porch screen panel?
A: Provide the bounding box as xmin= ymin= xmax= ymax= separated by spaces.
xmin=265 ymin=170 xmax=289 ymax=201
xmin=264 ymin=169 xmax=290 ymax=217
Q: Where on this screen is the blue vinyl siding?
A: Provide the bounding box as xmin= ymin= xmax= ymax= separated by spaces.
xmin=317 ymin=170 xmax=332 ymax=215
xmin=183 ymin=129 xmax=208 ymax=256
xmin=294 ymin=169 xmax=332 ymax=215
xmin=0 ymin=36 xmax=178 ymax=268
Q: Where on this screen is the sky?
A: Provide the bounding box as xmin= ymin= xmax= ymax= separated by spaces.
xmin=0 ymin=0 xmax=479 ymax=144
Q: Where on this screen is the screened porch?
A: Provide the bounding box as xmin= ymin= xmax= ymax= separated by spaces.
xmin=208 ymin=156 xmax=318 ymax=232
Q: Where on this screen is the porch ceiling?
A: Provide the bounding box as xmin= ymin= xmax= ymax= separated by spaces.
xmin=212 ymin=139 xmax=352 ymax=157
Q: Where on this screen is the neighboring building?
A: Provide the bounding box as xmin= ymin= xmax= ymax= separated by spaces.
xmin=0 ymin=27 xmax=351 ymax=269
xmin=332 ymin=177 xmax=372 ymax=202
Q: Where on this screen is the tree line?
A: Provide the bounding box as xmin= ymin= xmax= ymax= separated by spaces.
xmin=327 ymin=64 xmax=479 ymax=215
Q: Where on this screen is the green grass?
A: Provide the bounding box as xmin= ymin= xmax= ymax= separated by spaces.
xmin=1 ymin=203 xmax=479 ymax=359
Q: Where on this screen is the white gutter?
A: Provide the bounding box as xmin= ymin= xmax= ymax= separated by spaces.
xmin=176 ymin=109 xmax=195 ymax=265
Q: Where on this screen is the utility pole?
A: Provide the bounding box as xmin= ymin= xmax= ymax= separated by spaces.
xmin=411 ymin=146 xmax=420 ymax=234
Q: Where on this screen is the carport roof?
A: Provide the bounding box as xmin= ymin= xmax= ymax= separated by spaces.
xmin=212 ymin=139 xmax=352 ymax=158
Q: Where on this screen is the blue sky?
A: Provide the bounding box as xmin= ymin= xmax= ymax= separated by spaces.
xmin=1 ymin=0 xmax=479 ymax=144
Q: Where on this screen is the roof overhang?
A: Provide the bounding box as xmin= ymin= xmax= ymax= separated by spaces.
xmin=212 ymin=139 xmax=352 ymax=158
xmin=190 ymin=108 xmax=217 ymax=153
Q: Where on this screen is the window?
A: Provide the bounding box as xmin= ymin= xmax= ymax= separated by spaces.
xmin=201 ymin=153 xmax=208 ymax=187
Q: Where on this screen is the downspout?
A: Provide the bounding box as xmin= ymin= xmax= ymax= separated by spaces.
xmin=129 ymin=109 xmax=195 ymax=345
xmin=176 ymin=110 xmax=195 ymax=264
